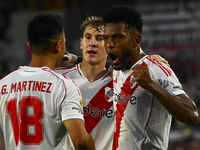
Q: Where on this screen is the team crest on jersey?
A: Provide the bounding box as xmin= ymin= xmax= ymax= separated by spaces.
xmin=104 ymin=87 xmax=114 ymax=102
xmin=129 ymin=75 xmax=137 ymax=89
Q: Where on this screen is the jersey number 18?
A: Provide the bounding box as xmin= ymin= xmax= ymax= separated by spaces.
xmin=6 ymin=96 xmax=44 ymax=146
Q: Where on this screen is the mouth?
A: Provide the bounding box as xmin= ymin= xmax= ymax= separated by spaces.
xmin=87 ymin=50 xmax=97 ymax=54
xmin=108 ymin=53 xmax=118 ymax=64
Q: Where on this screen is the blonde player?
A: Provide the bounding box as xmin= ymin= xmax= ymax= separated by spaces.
xmin=103 ymin=5 xmax=198 ymax=150
xmin=56 ymin=16 xmax=114 ymax=150
xmin=0 ymin=13 xmax=95 ymax=150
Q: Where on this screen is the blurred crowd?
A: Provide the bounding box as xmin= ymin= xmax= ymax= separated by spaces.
xmin=0 ymin=0 xmax=85 ymax=11
xmin=166 ymin=48 xmax=200 ymax=150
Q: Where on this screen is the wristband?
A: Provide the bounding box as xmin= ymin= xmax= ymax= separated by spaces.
xmin=63 ymin=53 xmax=78 ymax=64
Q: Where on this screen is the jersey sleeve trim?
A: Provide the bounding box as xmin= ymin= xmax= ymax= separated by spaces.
xmin=42 ymin=68 xmax=67 ymax=110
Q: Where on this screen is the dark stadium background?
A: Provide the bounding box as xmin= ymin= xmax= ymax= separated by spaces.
xmin=0 ymin=0 xmax=199 ymax=149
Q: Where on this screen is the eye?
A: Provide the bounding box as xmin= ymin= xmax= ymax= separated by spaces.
xmin=97 ymin=36 xmax=104 ymax=41
xmin=115 ymin=36 xmax=121 ymax=40
xmin=103 ymin=36 xmax=108 ymax=42
xmin=85 ymin=35 xmax=91 ymax=40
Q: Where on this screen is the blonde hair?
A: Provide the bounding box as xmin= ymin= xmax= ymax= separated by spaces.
xmin=80 ymin=16 xmax=104 ymax=33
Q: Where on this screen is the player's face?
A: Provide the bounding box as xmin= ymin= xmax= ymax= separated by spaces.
xmin=80 ymin=25 xmax=107 ymax=66
xmin=104 ymin=22 xmax=136 ymax=71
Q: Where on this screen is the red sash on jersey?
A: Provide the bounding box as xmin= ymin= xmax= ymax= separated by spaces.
xmin=112 ymin=61 xmax=150 ymax=150
xmin=112 ymin=75 xmax=139 ymax=150
xmin=84 ymin=80 xmax=113 ymax=133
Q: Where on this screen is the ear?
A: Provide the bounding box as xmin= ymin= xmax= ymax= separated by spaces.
xmin=55 ymin=40 xmax=61 ymax=53
xmin=80 ymin=38 xmax=83 ymax=49
xmin=133 ymin=34 xmax=142 ymax=48
xmin=27 ymin=42 xmax=31 ymax=51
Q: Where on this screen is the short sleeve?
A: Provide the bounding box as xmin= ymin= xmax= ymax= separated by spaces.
xmin=149 ymin=63 xmax=186 ymax=96
xmin=60 ymin=79 xmax=84 ymax=122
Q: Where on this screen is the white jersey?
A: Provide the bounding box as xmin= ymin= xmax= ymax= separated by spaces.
xmin=111 ymin=55 xmax=186 ymax=150
xmin=55 ymin=63 xmax=115 ymax=150
xmin=0 ymin=66 xmax=84 ymax=150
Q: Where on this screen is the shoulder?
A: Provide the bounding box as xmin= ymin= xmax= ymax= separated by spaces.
xmin=0 ymin=67 xmax=20 ymax=81
xmin=48 ymin=68 xmax=80 ymax=93
xmin=140 ymin=56 xmax=182 ymax=89
xmin=141 ymin=56 xmax=173 ymax=78
xmin=43 ymin=67 xmax=73 ymax=83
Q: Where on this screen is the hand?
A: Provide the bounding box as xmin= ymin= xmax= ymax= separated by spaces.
xmin=60 ymin=51 xmax=70 ymax=65
xmin=61 ymin=52 xmax=78 ymax=65
xmin=132 ymin=64 xmax=153 ymax=90
xmin=150 ymin=54 xmax=170 ymax=67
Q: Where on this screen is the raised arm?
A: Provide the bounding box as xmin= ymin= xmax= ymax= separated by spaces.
xmin=132 ymin=64 xmax=198 ymax=125
xmin=63 ymin=119 xmax=95 ymax=150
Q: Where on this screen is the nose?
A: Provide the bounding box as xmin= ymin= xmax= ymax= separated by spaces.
xmin=106 ymin=38 xmax=114 ymax=49
xmin=89 ymin=37 xmax=97 ymax=46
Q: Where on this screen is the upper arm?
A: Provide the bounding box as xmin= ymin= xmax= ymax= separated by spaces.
xmin=60 ymin=79 xmax=95 ymax=149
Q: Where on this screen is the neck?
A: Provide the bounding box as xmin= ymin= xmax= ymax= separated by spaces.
xmin=123 ymin=47 xmax=146 ymax=72
xmin=29 ymin=53 xmax=56 ymax=70
xmin=80 ymin=61 xmax=107 ymax=83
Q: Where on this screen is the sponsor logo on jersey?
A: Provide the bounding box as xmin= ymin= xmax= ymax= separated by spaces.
xmin=24 ymin=70 xmax=36 ymax=73
xmin=72 ymin=107 xmax=83 ymax=114
xmin=113 ymin=76 xmax=138 ymax=105
xmin=112 ymin=76 xmax=139 ymax=150
xmin=113 ymin=93 xmax=137 ymax=105
xmin=157 ymin=79 xmax=182 ymax=90
xmin=173 ymin=85 xmax=182 ymax=90
xmin=83 ymin=85 xmax=114 ymax=119
xmin=83 ymin=104 xmax=113 ymax=118
xmin=83 ymin=81 xmax=114 ymax=133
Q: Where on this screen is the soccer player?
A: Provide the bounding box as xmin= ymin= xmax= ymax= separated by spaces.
xmin=56 ymin=16 xmax=171 ymax=150
xmin=102 ymin=5 xmax=199 ymax=150
xmin=56 ymin=16 xmax=114 ymax=150
xmin=0 ymin=13 xmax=95 ymax=150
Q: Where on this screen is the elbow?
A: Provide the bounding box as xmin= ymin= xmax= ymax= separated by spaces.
xmin=73 ymin=135 xmax=94 ymax=150
xmin=182 ymin=100 xmax=199 ymax=126
xmin=176 ymin=109 xmax=199 ymax=126
xmin=188 ymin=111 xmax=199 ymax=126
xmin=73 ymin=139 xmax=87 ymax=150
xmin=183 ymin=110 xmax=199 ymax=126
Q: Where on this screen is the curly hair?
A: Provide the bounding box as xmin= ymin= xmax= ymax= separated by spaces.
xmin=103 ymin=5 xmax=143 ymax=34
